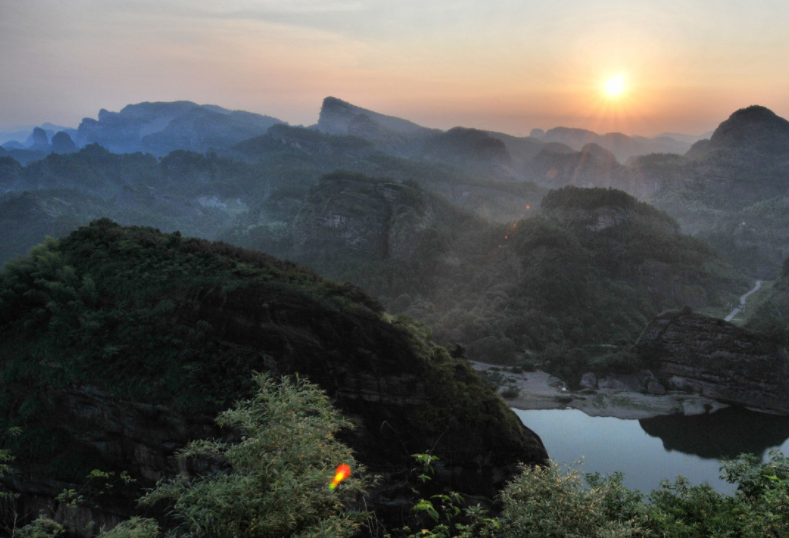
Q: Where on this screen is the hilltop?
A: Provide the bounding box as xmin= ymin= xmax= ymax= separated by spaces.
xmin=0 ymin=220 xmax=546 ymax=529
xmin=271 ymin=175 xmax=744 ymax=384
xmin=647 ymin=105 xmax=789 ymax=278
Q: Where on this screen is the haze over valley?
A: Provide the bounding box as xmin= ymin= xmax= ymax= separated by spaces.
xmin=2 ymin=2 xmax=789 ymax=537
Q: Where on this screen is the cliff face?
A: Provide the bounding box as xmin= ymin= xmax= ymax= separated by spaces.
xmin=292 ymin=173 xmax=437 ymax=262
xmin=318 ymin=96 xmax=427 ymax=136
xmin=0 ymin=220 xmax=547 ymax=533
xmin=636 ymin=310 xmax=789 ymax=413
xmin=541 ymin=186 xmax=735 ymax=309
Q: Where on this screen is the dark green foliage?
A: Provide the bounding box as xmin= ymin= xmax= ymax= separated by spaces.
xmin=746 ymin=270 xmax=789 ymax=346
xmin=543 ymin=185 xmax=666 ymax=217
xmin=467 ymin=337 xmax=517 ymax=366
xmin=496 ymin=462 xmax=648 ymax=537
xmin=296 ymin=180 xmax=739 ymax=384
xmin=0 ymin=220 xmax=547 ymax=532
xmin=0 ymin=219 xmax=381 ymax=411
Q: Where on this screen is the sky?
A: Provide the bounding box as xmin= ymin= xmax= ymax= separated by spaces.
xmin=2 ymin=0 xmax=789 ymax=137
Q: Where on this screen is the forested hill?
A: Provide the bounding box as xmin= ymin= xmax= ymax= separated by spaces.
xmin=647 ymin=105 xmax=789 ymax=278
xmin=0 ymin=219 xmax=546 ymax=528
xmin=269 ymin=175 xmax=745 ymax=385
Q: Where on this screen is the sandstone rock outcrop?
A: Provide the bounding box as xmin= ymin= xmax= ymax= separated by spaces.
xmin=636 ymin=309 xmax=789 ymax=413
xmin=292 ymin=172 xmax=437 ymax=262
xmin=0 ymin=220 xmax=547 ymax=534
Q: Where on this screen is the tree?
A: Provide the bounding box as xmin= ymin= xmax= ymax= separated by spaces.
xmin=136 ymin=373 xmax=368 ymax=538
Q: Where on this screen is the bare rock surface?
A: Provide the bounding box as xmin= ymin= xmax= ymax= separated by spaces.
xmin=636 ymin=309 xmax=789 ymax=413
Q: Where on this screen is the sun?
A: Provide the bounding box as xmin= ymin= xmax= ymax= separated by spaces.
xmin=604 ymin=75 xmax=626 ymax=97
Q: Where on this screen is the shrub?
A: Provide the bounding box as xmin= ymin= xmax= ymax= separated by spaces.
xmin=467 ymin=336 xmax=518 ymax=366
xmin=137 ymin=373 xmax=368 ymax=538
xmin=496 ymin=462 xmax=648 ymax=537
xmin=500 ymin=387 xmax=520 ymax=400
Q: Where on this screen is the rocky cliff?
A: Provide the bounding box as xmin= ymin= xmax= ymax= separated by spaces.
xmin=0 ymin=220 xmax=547 ymax=534
xmin=636 ymin=308 xmax=789 ymax=413
xmin=292 ymin=172 xmax=438 ymax=263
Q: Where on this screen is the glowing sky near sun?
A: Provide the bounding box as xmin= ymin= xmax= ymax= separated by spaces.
xmin=2 ymin=0 xmax=789 ymax=136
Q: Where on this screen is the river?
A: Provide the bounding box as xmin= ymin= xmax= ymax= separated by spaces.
xmin=514 ymin=406 xmax=789 ymax=494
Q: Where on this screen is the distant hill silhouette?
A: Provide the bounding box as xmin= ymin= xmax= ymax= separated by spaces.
xmin=77 ymin=101 xmax=283 ymax=155
xmin=535 ymin=126 xmax=693 ymax=162
xmin=707 ymin=105 xmax=789 ymax=155
xmin=318 ymin=96 xmax=430 ymax=135
xmin=650 ymin=104 xmax=789 ymax=278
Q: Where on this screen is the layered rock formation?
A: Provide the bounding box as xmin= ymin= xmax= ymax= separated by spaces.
xmin=636 ymin=309 xmax=789 ymax=413
xmin=292 ymin=172 xmax=439 ymax=262
xmin=0 ymin=220 xmax=547 ymax=534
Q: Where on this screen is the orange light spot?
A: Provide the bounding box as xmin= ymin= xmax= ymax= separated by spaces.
xmin=526 ymin=205 xmax=531 ymax=210
xmin=504 ymin=235 xmax=508 ymax=239
xmin=329 ymin=463 xmax=352 ymax=490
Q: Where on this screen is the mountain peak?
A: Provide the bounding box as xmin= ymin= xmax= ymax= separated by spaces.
xmin=708 ymin=105 xmax=789 ymax=154
xmin=318 ymin=96 xmax=427 ymax=135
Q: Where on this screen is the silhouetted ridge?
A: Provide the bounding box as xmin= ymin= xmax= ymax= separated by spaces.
xmin=318 ymin=96 xmax=427 ymax=135
xmin=708 ymin=105 xmax=789 ymax=154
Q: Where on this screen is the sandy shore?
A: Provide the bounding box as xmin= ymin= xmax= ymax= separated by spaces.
xmin=470 ymin=361 xmax=729 ymax=420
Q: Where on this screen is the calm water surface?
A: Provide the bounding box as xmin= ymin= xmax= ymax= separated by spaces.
xmin=514 ymin=407 xmax=789 ymax=494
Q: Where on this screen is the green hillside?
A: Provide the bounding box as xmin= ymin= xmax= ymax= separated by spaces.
xmin=270 ymin=176 xmax=745 ymax=385
xmin=0 ymin=220 xmax=546 ymax=527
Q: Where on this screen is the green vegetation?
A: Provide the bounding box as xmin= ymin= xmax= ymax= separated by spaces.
xmin=7 ymin=376 xmax=789 ymax=538
xmin=139 ymin=373 xmax=368 ymax=538
xmin=0 ymin=221 xmax=545 ymax=533
xmin=289 ymin=178 xmax=742 ymax=385
xmin=747 ymin=259 xmax=789 ymax=346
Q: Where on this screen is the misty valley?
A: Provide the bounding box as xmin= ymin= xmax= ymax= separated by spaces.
xmin=1 ymin=97 xmax=789 ymax=537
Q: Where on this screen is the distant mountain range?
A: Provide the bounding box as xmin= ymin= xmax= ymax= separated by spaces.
xmin=1 ymin=101 xmax=284 ymax=160
xmin=530 ymin=126 xmax=704 ymax=162
xmin=2 ymin=98 xmax=788 ymax=278
xmin=2 ymin=97 xmax=709 ymax=168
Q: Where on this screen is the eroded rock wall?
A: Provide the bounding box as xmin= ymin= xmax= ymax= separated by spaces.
xmin=636 ymin=310 xmax=788 ymax=413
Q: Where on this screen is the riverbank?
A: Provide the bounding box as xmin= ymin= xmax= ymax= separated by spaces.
xmin=471 ymin=361 xmax=729 ymax=420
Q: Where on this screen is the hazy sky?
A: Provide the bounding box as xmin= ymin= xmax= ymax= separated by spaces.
xmin=2 ymin=0 xmax=789 ymax=136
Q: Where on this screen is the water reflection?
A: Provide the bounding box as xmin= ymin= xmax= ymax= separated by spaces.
xmin=514 ymin=407 xmax=789 ymax=494
xmin=639 ymin=406 xmax=789 ymax=460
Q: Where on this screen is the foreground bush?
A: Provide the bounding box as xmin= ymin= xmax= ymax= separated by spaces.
xmin=494 ymin=452 xmax=789 ymax=538
xmin=497 ymin=462 xmax=648 ymax=537
xmin=65 ymin=373 xmax=368 ymax=538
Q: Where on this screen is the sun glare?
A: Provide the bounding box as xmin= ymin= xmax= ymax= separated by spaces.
xmin=605 ymin=75 xmax=625 ymax=97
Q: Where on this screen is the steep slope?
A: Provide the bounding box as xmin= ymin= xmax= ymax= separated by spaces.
xmin=524 ymin=143 xmax=634 ymax=192
xmin=421 ymin=127 xmax=515 ymax=178
xmin=648 ymin=105 xmax=789 ymax=278
xmin=315 ymin=97 xmax=519 ymax=179
xmin=636 ymin=309 xmax=788 ymax=413
xmin=707 ymin=105 xmax=789 ymax=156
xmin=746 ymin=258 xmax=789 ymax=346
xmin=318 ymin=96 xmax=429 ymax=136
xmin=486 ymin=131 xmax=546 ymax=171
xmin=0 ymin=220 xmax=547 ymax=528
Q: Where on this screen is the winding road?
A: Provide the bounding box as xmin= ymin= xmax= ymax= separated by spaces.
xmin=724 ymin=280 xmax=763 ymax=322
